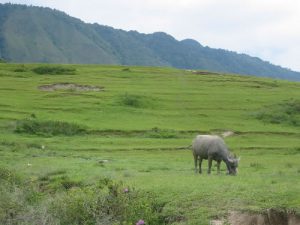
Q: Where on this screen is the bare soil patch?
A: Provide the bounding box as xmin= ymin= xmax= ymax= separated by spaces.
xmin=209 ymin=210 xmax=300 ymax=225
xmin=39 ymin=83 xmax=104 ymax=92
xmin=210 ymin=219 xmax=224 ymax=225
xmin=222 ymin=130 xmax=235 ymax=137
xmin=228 ymin=209 xmax=300 ymax=225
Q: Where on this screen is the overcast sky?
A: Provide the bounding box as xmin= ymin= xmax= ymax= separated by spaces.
xmin=2 ymin=0 xmax=300 ymax=71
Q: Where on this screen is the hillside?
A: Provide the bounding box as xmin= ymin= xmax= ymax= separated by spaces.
xmin=0 ymin=3 xmax=300 ymax=81
xmin=0 ymin=63 xmax=300 ymax=224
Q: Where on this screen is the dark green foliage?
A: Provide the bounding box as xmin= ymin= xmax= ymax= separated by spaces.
xmin=254 ymin=100 xmax=300 ymax=126
xmin=14 ymin=68 xmax=27 ymax=72
xmin=60 ymin=178 xmax=83 ymax=190
xmin=122 ymin=67 xmax=131 ymax=72
xmin=0 ymin=168 xmax=163 ymax=225
xmin=0 ymin=167 xmax=21 ymax=184
xmin=32 ymin=66 xmax=76 ymax=75
xmin=15 ymin=119 xmax=86 ymax=136
xmin=38 ymin=174 xmax=83 ymax=192
xmin=120 ymin=94 xmax=144 ymax=107
xmin=285 ymin=100 xmax=300 ymax=115
xmin=118 ymin=94 xmax=157 ymax=108
xmin=50 ymin=183 xmax=162 ymax=225
xmin=0 ymin=58 xmax=6 ymax=63
xmin=0 ymin=4 xmax=299 ymax=80
xmin=14 ymin=65 xmax=27 ymax=72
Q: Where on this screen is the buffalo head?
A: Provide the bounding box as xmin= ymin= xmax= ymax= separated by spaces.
xmin=227 ymin=156 xmax=240 ymax=175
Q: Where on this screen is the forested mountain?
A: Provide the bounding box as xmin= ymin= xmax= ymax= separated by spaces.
xmin=0 ymin=3 xmax=299 ymax=81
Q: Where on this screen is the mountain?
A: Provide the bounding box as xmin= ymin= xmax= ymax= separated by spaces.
xmin=0 ymin=3 xmax=299 ymax=81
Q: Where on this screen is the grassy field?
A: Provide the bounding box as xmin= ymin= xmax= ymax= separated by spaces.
xmin=0 ymin=63 xmax=300 ymax=224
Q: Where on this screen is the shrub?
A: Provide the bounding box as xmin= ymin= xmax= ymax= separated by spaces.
xmin=32 ymin=66 xmax=76 ymax=75
xmin=0 ymin=168 xmax=39 ymax=224
xmin=50 ymin=188 xmax=104 ymax=225
xmin=97 ymin=181 xmax=163 ymax=224
xmin=0 ymin=184 xmax=26 ymax=224
xmin=15 ymin=119 xmax=86 ymax=136
xmin=0 ymin=167 xmax=21 ymax=184
xmin=122 ymin=67 xmax=131 ymax=72
xmin=38 ymin=174 xmax=84 ymax=192
xmin=14 ymin=65 xmax=27 ymax=72
xmin=121 ymin=94 xmax=144 ymax=107
xmin=118 ymin=94 xmax=156 ymax=108
xmin=0 ymin=169 xmax=163 ymax=225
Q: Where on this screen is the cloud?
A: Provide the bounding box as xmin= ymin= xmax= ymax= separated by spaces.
xmin=1 ymin=0 xmax=300 ymax=71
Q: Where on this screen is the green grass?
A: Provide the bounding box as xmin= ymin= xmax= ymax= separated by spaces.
xmin=0 ymin=63 xmax=300 ymax=224
xmin=253 ymin=99 xmax=300 ymax=126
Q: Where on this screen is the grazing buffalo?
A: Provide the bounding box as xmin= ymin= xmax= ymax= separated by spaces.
xmin=192 ymin=135 xmax=240 ymax=175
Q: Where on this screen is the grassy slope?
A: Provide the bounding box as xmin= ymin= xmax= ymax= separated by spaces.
xmin=0 ymin=63 xmax=300 ymax=224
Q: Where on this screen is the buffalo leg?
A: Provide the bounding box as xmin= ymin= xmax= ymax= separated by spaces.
xmin=217 ymin=160 xmax=221 ymax=174
xmin=199 ymin=157 xmax=203 ymax=174
xmin=194 ymin=154 xmax=198 ymax=173
xmin=208 ymin=157 xmax=212 ymax=174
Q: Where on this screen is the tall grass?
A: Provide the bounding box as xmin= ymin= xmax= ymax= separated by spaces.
xmin=32 ymin=66 xmax=76 ymax=75
xmin=0 ymin=168 xmax=163 ymax=225
xmin=15 ymin=119 xmax=86 ymax=136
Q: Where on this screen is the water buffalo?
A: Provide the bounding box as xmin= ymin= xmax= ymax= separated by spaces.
xmin=192 ymin=135 xmax=239 ymax=175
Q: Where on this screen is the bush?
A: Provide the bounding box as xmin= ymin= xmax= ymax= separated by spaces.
xmin=122 ymin=67 xmax=131 ymax=72
xmin=0 ymin=168 xmax=40 ymax=225
xmin=285 ymin=100 xmax=300 ymax=115
xmin=0 ymin=169 xmax=163 ymax=225
xmin=38 ymin=174 xmax=84 ymax=192
xmin=118 ymin=94 xmax=156 ymax=108
xmin=121 ymin=94 xmax=144 ymax=107
xmin=15 ymin=119 xmax=86 ymax=136
xmin=101 ymin=181 xmax=163 ymax=224
xmin=32 ymin=66 xmax=76 ymax=75
xmin=0 ymin=167 xmax=21 ymax=184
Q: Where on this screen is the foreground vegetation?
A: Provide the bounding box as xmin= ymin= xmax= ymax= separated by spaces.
xmin=0 ymin=167 xmax=162 ymax=225
xmin=0 ymin=64 xmax=300 ymax=224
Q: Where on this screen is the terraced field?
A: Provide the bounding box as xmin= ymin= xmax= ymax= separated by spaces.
xmin=0 ymin=63 xmax=299 ymax=224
